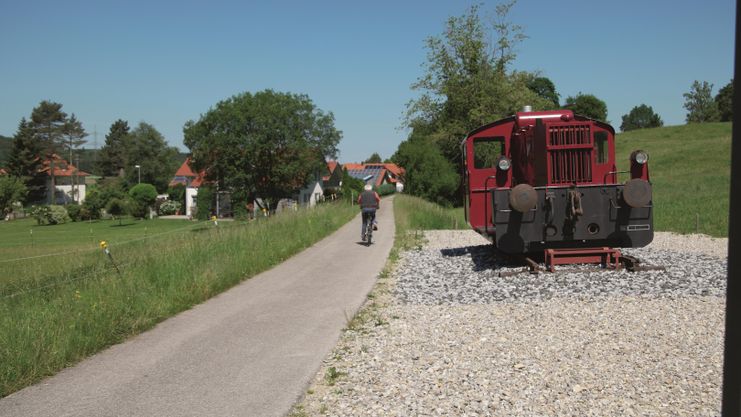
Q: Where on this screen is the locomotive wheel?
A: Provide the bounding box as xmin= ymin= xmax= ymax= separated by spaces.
xmin=623 ymin=178 xmax=652 ymax=208
xmin=510 ymin=184 xmax=538 ymax=213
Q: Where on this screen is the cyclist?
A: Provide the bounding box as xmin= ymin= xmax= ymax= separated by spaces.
xmin=357 ymin=184 xmax=380 ymax=241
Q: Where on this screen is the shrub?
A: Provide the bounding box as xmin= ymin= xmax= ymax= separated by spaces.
xmin=30 ymin=205 xmax=50 ymax=225
xmin=158 ymin=200 xmax=182 ymax=216
xmin=167 ymin=184 xmax=186 ymax=206
xmin=31 ymin=205 xmax=71 ymax=225
xmin=376 ymin=183 xmax=396 ymax=196
xmin=66 ymin=204 xmax=82 ymax=222
xmin=196 ymin=186 xmax=215 ymax=220
xmin=106 ymin=198 xmax=128 ymax=223
xmin=48 ymin=205 xmax=71 ymax=224
xmin=81 ymin=187 xmax=104 ymax=220
xmin=129 ymin=183 xmax=157 ymax=219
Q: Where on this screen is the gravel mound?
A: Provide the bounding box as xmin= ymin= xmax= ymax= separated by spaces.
xmin=296 ymin=231 xmax=726 ymax=417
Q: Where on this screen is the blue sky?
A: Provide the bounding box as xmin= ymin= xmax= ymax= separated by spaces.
xmin=0 ymin=0 xmax=735 ymax=164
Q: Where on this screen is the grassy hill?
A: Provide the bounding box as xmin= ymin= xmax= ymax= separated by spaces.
xmin=615 ymin=122 xmax=731 ymax=237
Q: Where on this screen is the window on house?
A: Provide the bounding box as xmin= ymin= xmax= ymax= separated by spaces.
xmin=473 ymin=137 xmax=505 ymax=169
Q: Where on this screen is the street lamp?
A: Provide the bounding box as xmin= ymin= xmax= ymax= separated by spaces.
xmin=134 ymin=164 xmax=141 ymax=184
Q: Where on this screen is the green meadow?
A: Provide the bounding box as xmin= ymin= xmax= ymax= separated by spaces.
xmin=0 ymin=203 xmax=357 ymax=397
xmin=616 ymin=122 xmax=731 ymax=237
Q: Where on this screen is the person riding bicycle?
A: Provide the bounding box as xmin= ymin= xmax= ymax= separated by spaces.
xmin=358 ymin=184 xmax=380 ymax=241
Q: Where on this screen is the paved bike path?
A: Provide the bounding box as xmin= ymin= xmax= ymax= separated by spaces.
xmin=0 ymin=200 xmax=395 ymax=417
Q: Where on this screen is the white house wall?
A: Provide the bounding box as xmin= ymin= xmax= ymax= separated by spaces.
xmin=186 ymin=187 xmax=198 ymax=217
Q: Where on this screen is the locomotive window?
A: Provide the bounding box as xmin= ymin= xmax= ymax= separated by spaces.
xmin=473 ymin=137 xmax=505 ymax=169
xmin=594 ymin=131 xmax=608 ymax=164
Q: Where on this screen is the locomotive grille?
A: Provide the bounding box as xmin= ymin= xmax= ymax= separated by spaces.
xmin=548 ymin=124 xmax=593 ymax=184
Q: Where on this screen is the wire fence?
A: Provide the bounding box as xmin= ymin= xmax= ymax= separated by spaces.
xmin=0 ymin=219 xmax=238 ymax=300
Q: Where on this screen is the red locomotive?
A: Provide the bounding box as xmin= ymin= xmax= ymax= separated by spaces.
xmin=462 ymin=108 xmax=653 ymax=259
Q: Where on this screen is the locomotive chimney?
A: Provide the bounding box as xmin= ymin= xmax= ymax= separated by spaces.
xmin=522 ymin=105 xmax=532 ymax=112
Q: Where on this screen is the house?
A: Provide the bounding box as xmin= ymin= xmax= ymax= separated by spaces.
xmin=344 ymin=162 xmax=405 ymax=192
xmin=41 ymin=155 xmax=90 ymax=204
xmin=321 ymin=160 xmax=343 ymax=199
xmin=170 ymin=157 xmax=207 ymax=218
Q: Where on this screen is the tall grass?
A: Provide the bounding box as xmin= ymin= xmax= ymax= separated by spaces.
xmin=616 ymin=122 xmax=731 ymax=237
xmin=0 ymin=202 xmax=357 ymax=397
xmin=392 ymin=194 xmax=466 ymax=251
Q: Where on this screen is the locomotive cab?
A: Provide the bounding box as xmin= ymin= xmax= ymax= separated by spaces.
xmin=462 ymin=109 xmax=653 ymax=254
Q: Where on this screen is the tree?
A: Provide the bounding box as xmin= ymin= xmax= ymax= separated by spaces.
xmin=0 ymin=176 xmax=27 ymax=216
xmin=97 ymin=119 xmax=131 ymax=177
xmin=184 ymin=89 xmax=342 ymax=209
xmin=392 ymin=133 xmax=458 ymax=206
xmin=124 ymin=122 xmax=179 ymax=192
xmin=620 ymin=104 xmax=664 ymax=131
xmin=365 ymin=153 xmax=382 ymax=164
xmin=402 ymin=2 xmax=547 ymax=206
xmin=128 ymin=183 xmax=157 ymax=219
xmin=63 ymin=113 xmax=87 ymax=163
xmin=29 ymin=100 xmax=68 ymax=155
xmin=563 ymin=93 xmax=608 ymax=121
xmin=106 ymin=198 xmax=128 ymax=225
xmin=6 ymin=118 xmax=46 ymax=203
xmin=526 ymin=76 xmax=560 ymax=108
xmin=683 ymin=80 xmax=720 ymax=123
xmin=715 ymin=79 xmax=733 ymax=122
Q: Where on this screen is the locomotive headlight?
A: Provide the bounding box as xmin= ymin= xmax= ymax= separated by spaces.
xmin=631 ymin=150 xmax=649 ymax=165
xmin=497 ymin=156 xmax=511 ymax=171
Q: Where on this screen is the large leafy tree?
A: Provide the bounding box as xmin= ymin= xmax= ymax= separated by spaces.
xmin=620 ymin=104 xmax=663 ymax=132
xmin=124 ymin=122 xmax=179 ymax=192
xmin=184 ymin=90 xmax=341 ymax=209
xmin=392 ymin=133 xmax=458 ymax=206
xmin=97 ymin=119 xmax=131 ymax=177
xmin=526 ymin=75 xmax=560 ymax=109
xmin=6 ymin=118 xmax=46 ymax=203
xmin=403 ymin=2 xmax=547 ymax=205
xmin=683 ymin=80 xmax=720 ymax=123
xmin=563 ymin=93 xmax=608 ymax=122
xmin=715 ymin=79 xmax=733 ymax=122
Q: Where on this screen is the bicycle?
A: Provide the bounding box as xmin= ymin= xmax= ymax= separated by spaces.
xmin=364 ymin=217 xmax=373 ymax=245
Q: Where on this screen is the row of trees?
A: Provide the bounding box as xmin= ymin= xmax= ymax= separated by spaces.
xmin=390 ymin=2 xmax=733 ymax=207
xmin=2 ymin=100 xmax=181 ymax=214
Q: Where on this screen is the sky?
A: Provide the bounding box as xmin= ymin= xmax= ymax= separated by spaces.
xmin=0 ymin=0 xmax=735 ymax=164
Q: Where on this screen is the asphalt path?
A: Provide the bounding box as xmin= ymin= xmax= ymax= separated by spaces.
xmin=0 ymin=198 xmax=395 ymax=417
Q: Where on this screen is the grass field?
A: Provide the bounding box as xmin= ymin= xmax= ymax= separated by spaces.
xmin=616 ymin=122 xmax=731 ymax=237
xmin=0 ymin=203 xmax=358 ymax=397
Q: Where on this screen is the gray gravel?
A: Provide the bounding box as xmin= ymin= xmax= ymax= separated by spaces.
xmin=295 ymin=231 xmax=727 ymax=417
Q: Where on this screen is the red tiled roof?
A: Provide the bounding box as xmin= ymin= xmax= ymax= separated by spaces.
xmin=384 ymin=163 xmax=405 ymax=177
xmin=327 ymin=160 xmax=339 ymax=174
xmin=343 ymin=163 xmax=364 ymax=171
xmin=40 ymin=155 xmax=90 ymax=177
xmin=175 ymin=157 xmax=198 ymax=177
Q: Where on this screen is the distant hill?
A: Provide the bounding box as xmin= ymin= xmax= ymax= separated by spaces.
xmin=616 ymin=122 xmax=731 ymax=237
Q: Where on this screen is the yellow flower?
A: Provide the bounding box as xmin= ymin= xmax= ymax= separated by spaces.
xmin=99 ymin=240 xmax=108 ymax=249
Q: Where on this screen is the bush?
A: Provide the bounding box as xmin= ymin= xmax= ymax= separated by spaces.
xmin=129 ymin=183 xmax=157 ymax=219
xmin=66 ymin=204 xmax=82 ymax=222
xmin=167 ymin=184 xmax=186 ymax=206
xmin=30 ymin=205 xmax=71 ymax=225
xmin=376 ymin=183 xmax=396 ymax=196
xmin=81 ymin=187 xmax=104 ymax=220
xmin=158 ymin=200 xmax=182 ymax=216
xmin=195 ymin=186 xmax=215 ymax=220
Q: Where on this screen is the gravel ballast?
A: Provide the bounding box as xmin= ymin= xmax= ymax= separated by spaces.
xmin=295 ymin=231 xmax=727 ymax=417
